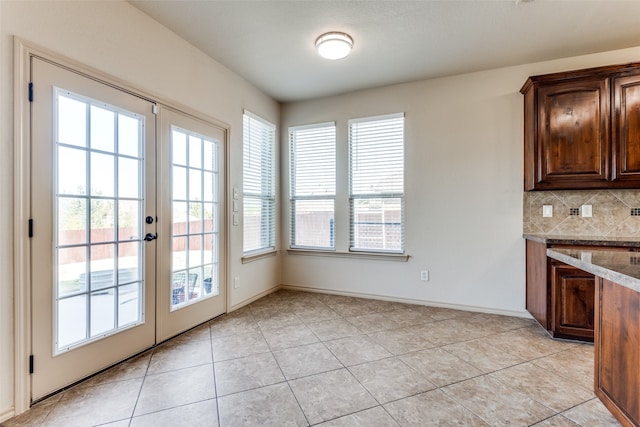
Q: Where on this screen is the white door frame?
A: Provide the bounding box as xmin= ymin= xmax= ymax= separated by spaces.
xmin=12 ymin=38 xmax=230 ymax=414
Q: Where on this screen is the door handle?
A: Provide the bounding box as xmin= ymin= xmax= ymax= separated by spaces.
xmin=144 ymin=233 xmax=158 ymax=241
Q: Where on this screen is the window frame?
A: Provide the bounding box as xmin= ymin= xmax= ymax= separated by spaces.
xmin=288 ymin=122 xmax=337 ymax=251
xmin=242 ymin=110 xmax=276 ymax=256
xmin=348 ymin=112 xmax=405 ymax=254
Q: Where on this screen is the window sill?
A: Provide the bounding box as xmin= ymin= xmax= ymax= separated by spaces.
xmin=241 ymin=249 xmax=278 ymax=264
xmin=286 ymin=249 xmax=409 ymax=262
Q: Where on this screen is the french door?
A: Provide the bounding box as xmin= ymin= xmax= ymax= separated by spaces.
xmin=30 ymin=57 xmax=226 ymax=400
xmin=156 ymin=107 xmax=226 ymax=342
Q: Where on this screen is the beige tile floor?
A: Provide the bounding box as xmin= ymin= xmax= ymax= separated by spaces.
xmin=2 ymin=290 xmax=621 ymax=427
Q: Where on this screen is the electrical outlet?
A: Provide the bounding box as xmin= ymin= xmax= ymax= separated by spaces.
xmin=420 ymin=270 xmax=429 ymax=281
xmin=234 ymin=277 xmax=239 ymax=289
xmin=542 ymin=205 xmax=553 ymax=217
xmin=581 ymin=204 xmax=592 ymax=218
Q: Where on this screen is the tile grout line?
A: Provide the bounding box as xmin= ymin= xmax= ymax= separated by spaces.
xmin=208 ymin=328 xmax=222 ymax=427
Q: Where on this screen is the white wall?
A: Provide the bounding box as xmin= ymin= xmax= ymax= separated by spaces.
xmin=0 ymin=0 xmax=280 ymax=419
xmin=2 ymin=0 xmax=640 ymax=421
xmin=281 ymin=46 xmax=640 ymax=315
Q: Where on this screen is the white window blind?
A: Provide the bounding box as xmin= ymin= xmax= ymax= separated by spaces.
xmin=243 ymin=111 xmax=276 ymax=254
xmin=289 ymin=122 xmax=336 ymax=249
xmin=349 ymin=113 xmax=404 ymax=253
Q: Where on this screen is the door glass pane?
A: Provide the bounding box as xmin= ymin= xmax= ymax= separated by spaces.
xmin=91 ymin=152 xmax=115 ymax=197
xmin=203 ymin=203 xmax=215 ymax=233
xmin=173 ymin=202 xmax=188 ymax=236
xmin=118 ymin=113 xmax=141 ymax=157
xmin=57 ymin=95 xmax=87 ymax=147
xmin=173 ymin=166 xmax=187 ymax=200
xmin=173 ymin=130 xmax=187 ymax=166
xmin=118 ymin=283 xmax=140 ymax=327
xmin=58 ymin=146 xmax=86 ymax=195
xmin=203 ymin=172 xmax=214 ymax=202
xmin=118 ymin=158 xmax=140 ymax=199
xmin=57 ymin=295 xmax=87 ymax=348
xmin=118 ymin=242 xmax=140 ymax=283
xmin=189 ymin=202 xmax=203 ymax=234
xmin=90 ymin=105 xmax=115 ymax=152
xmin=54 ymin=90 xmax=145 ymax=353
xmin=119 ymin=200 xmax=140 ymax=241
xmin=171 ymin=127 xmax=219 ymax=309
xmin=57 ymin=247 xmax=87 ymax=297
xmin=203 ymin=139 xmax=215 ymax=171
xmin=90 ymin=199 xmax=115 ymax=243
xmin=189 ymin=135 xmax=202 ymax=168
xmin=90 ymin=289 xmax=115 ymax=337
xmin=189 ymin=169 xmax=202 ymax=200
xmin=58 ymin=197 xmax=87 ymax=246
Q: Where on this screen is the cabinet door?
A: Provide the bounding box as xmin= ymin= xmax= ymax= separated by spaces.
xmin=551 ymin=262 xmax=595 ymax=341
xmin=537 ymin=78 xmax=610 ymax=189
xmin=612 ymin=73 xmax=640 ymax=183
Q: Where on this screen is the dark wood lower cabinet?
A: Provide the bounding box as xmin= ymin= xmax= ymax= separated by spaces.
xmin=551 ymin=262 xmax=595 ymax=340
xmin=526 ymin=240 xmax=550 ymax=329
xmin=526 ymin=240 xmax=596 ymax=341
xmin=527 ymin=240 xmax=640 ymax=425
xmin=595 ymin=278 xmax=640 ymax=427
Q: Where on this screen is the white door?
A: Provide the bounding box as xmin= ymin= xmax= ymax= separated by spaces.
xmin=156 ymin=107 xmax=226 ymax=342
xmin=30 ymin=57 xmax=157 ymax=400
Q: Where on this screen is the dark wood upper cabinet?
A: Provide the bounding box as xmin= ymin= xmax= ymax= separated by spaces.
xmin=538 ymin=78 xmax=610 ymax=187
xmin=522 ymin=62 xmax=640 ymax=190
xmin=613 ymin=73 xmax=640 ymax=182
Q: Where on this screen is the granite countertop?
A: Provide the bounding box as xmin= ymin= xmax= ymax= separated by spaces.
xmin=523 ymin=233 xmax=640 ymax=248
xmin=547 ymin=248 xmax=640 ymax=292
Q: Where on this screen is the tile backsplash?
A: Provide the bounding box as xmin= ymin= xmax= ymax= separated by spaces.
xmin=523 ymin=189 xmax=640 ymax=237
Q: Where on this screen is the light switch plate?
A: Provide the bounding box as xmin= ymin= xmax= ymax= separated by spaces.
xmin=542 ymin=205 xmax=553 ymax=218
xmin=581 ymin=204 xmax=593 ymax=218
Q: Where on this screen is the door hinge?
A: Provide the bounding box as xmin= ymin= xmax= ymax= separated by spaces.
xmin=28 ymin=219 xmax=33 ymax=238
xmin=152 ymin=104 xmax=158 ymax=115
xmin=29 ymin=355 xmax=34 ymax=374
xmin=28 ymin=82 xmax=33 ymax=102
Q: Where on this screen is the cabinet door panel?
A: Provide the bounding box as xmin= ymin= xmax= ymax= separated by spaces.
xmin=535 ymin=79 xmax=610 ymax=189
xmin=551 ymin=263 xmax=595 ymax=340
xmin=526 ymin=240 xmax=549 ymax=329
xmin=613 ymin=74 xmax=640 ymax=183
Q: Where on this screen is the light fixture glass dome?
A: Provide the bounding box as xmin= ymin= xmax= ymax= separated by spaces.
xmin=315 ymin=32 xmax=353 ymax=60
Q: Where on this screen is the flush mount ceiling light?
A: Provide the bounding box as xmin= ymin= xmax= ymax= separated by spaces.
xmin=315 ymin=32 xmax=353 ymax=60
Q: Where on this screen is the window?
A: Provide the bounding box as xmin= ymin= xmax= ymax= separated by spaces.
xmin=243 ymin=111 xmax=276 ymax=254
xmin=349 ymin=113 xmax=405 ymax=253
xmin=289 ymin=123 xmax=336 ymax=249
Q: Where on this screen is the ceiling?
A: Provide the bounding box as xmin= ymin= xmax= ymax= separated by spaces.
xmin=129 ymin=0 xmax=640 ymax=103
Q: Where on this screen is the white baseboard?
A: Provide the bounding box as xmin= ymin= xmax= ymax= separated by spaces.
xmin=280 ymin=284 xmax=532 ymax=319
xmin=0 ymin=406 xmax=15 ymax=423
xmin=227 ymin=284 xmax=282 ymax=312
